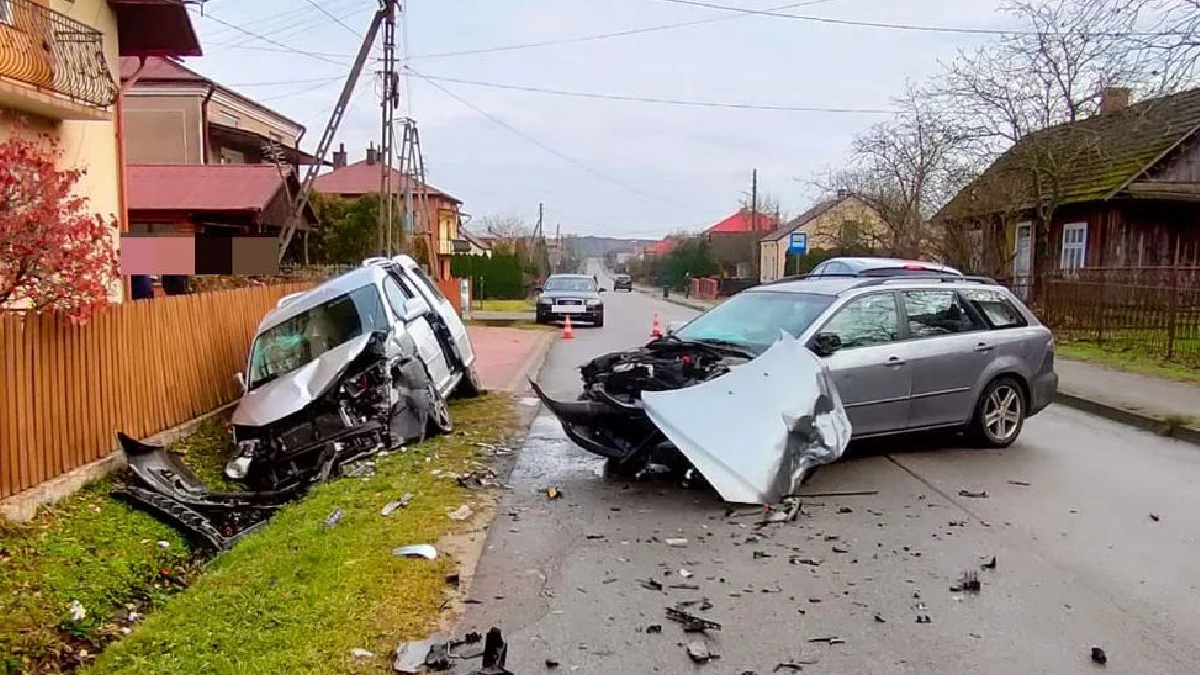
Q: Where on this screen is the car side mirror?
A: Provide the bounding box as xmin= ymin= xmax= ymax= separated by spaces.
xmin=599 ymin=287 xmax=608 ymax=293
xmin=666 ymin=320 xmax=686 ymax=335
xmin=810 ymin=332 xmax=842 ymax=357
xmin=234 ymin=372 xmax=247 ymax=393
xmin=534 ymin=286 xmax=543 ymax=294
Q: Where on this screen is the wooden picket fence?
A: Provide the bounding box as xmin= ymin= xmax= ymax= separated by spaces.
xmin=0 ymin=283 xmax=314 ymax=500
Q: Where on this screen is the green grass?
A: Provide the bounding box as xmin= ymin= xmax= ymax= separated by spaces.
xmin=86 ymin=394 xmax=517 ymax=675
xmin=1057 ymin=341 xmax=1200 ymax=386
xmin=476 ymin=299 xmax=532 ymax=313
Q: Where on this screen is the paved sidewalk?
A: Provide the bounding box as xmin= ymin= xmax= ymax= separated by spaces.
xmin=1055 ymin=357 xmax=1200 ymax=441
xmin=467 ymin=325 xmax=555 ymax=393
xmin=631 ymin=283 xmax=719 ymax=311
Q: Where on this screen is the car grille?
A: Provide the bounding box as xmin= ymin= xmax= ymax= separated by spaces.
xmin=556 ymin=299 xmax=583 ymax=305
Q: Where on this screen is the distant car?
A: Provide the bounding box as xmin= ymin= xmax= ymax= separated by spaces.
xmin=536 ymin=274 xmax=606 ymax=326
xmin=613 ymin=274 xmax=633 ymax=292
xmin=805 ymin=257 xmax=963 ymax=278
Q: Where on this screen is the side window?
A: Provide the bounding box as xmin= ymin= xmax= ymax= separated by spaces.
xmin=960 ymin=289 xmax=1028 ymax=329
xmin=819 ymin=293 xmax=900 ymax=349
xmin=809 ymin=262 xmax=827 ymax=276
xmin=381 ymin=277 xmax=408 ymax=319
xmin=411 ymin=266 xmax=447 ymax=303
xmin=902 ymin=290 xmax=986 ymax=338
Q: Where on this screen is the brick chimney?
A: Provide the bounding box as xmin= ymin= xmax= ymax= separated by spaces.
xmin=836 ymin=188 xmax=850 ymax=199
xmin=332 ymin=142 xmax=347 ymax=169
xmin=1101 ymin=87 xmax=1131 ymax=113
xmin=365 ymin=142 xmax=377 ymax=165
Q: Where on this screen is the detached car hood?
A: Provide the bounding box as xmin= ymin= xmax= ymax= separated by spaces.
xmin=641 ymin=333 xmax=852 ymax=503
xmin=232 ymin=333 xmax=377 ymax=428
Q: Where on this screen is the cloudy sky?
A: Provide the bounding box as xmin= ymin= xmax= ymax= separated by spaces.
xmin=184 ymin=0 xmax=1019 ymax=238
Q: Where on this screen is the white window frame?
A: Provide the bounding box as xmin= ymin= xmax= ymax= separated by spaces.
xmin=0 ymin=0 xmax=13 ymax=25
xmin=1060 ymin=222 xmax=1088 ymax=271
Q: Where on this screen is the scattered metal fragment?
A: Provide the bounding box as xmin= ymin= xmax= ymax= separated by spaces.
xmin=680 ymin=568 xmax=694 ymax=578
xmin=789 ymin=490 xmax=878 ymax=498
xmin=837 ymin=506 xmax=853 ymax=514
xmin=545 ymin=487 xmax=562 ymax=500
xmin=666 ymin=607 xmax=722 ymax=633
xmin=639 ymin=578 xmax=664 ymax=591
xmin=950 ymin=570 xmax=981 ymax=593
xmin=874 ymin=614 xmax=886 ymax=623
xmin=669 ymin=584 xmax=701 ymax=590
xmin=381 ymin=497 xmax=409 ymax=517
xmin=351 ymin=648 xmax=375 ymax=659
xmin=68 ymin=600 xmax=86 ymax=622
xmin=452 ymin=643 xmax=487 ymax=660
xmin=790 ymin=557 xmax=821 ymax=567
xmin=763 ymin=498 xmax=802 ymax=523
xmin=345 ymin=462 xmax=376 ymax=479
xmin=394 ymin=639 xmax=434 ymax=673
xmin=958 ymin=489 xmax=989 ymax=499
xmin=1007 ymin=479 xmax=1031 ymax=486
xmin=545 ymin=658 xmax=560 ymax=669
xmin=466 ymin=628 xmax=513 ymax=675
xmin=445 ymin=572 xmax=462 ymax=587
xmin=686 ymin=640 xmax=712 ymax=663
xmin=449 ymin=504 xmax=474 ymax=521
xmin=1149 ymin=513 xmax=1161 ymax=522
xmin=666 ymin=537 xmax=689 ymax=547
xmin=646 ymin=624 xmax=663 ymax=634
xmin=774 ymin=662 xmax=818 ymax=672
xmin=325 ymin=509 xmax=344 ymax=527
xmin=394 ymin=544 xmax=438 ymax=560
xmin=981 ymin=556 xmax=997 ymax=570
xmin=426 ymin=642 xmax=453 ymax=671
xmin=831 ymin=545 xmax=849 ymax=554
xmin=1090 ymin=647 xmax=1107 ymax=665
xmin=916 ymin=615 xmax=932 ymax=624
xmin=807 ymin=637 xmax=845 ymax=644
xmin=699 ymin=598 xmax=713 ymax=611
xmin=753 ymin=551 xmax=774 ymax=559
xmin=459 ymin=469 xmax=498 ymax=490
xmin=585 ymin=533 xmax=606 ymax=540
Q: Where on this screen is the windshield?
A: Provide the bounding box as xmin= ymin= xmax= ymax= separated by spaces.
xmin=674 ymin=291 xmax=834 ymax=353
xmin=544 ymin=277 xmax=597 ymax=292
xmin=246 ymin=284 xmax=390 ymax=389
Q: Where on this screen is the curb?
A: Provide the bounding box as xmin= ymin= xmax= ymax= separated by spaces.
xmin=1053 ymin=392 xmax=1200 ymax=447
xmin=631 ymin=286 xmax=717 ymax=312
xmin=502 ymin=330 xmax=557 ymax=394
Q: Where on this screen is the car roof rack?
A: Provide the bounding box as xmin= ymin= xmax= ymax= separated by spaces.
xmin=852 ymin=274 xmax=999 ymax=289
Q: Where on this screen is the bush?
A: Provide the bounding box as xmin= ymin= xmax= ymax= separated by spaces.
xmin=450 ymin=254 xmax=526 ymax=299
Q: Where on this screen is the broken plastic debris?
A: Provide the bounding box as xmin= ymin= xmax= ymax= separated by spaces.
xmin=156 ymin=540 xmax=171 ymax=549
xmin=382 ymin=494 xmax=415 ymax=516
xmin=680 ymin=568 xmax=694 ymax=578
xmin=425 ymin=641 xmax=452 ymax=670
xmin=1149 ymin=513 xmax=1161 ymax=522
xmin=686 ymin=641 xmax=712 ymax=663
xmin=950 ymin=570 xmax=981 ymax=593
xmin=958 ymin=489 xmax=989 ymax=499
xmin=466 ymin=627 xmax=513 ymax=675
xmin=666 ymin=607 xmax=721 ymax=633
xmin=394 ymin=544 xmax=438 ymax=559
xmin=326 ymin=509 xmax=344 ymax=527
xmin=1090 ymin=646 xmax=1107 ymax=665
xmin=639 ymin=578 xmax=664 ymax=591
xmin=665 ymin=537 xmax=689 ymax=547
xmin=545 ymin=658 xmax=560 ymax=669
xmin=981 ymin=556 xmax=997 ymax=570
xmin=545 ymin=487 xmax=562 ymax=500
xmin=449 ymin=505 xmax=474 ymax=521
xmin=1007 ymin=479 xmax=1031 ymax=486
xmin=351 ymin=648 xmax=375 ymax=659
xmin=807 ymin=636 xmax=845 ymax=644
xmin=394 ymin=639 xmax=433 ymax=673
xmin=67 ymin=600 xmax=86 ymax=622
xmin=646 ymin=624 xmax=663 ymax=633
xmin=790 ymin=556 xmax=821 ymax=567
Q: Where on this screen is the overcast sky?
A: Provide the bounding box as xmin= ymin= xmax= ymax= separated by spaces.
xmin=185 ymin=0 xmax=1018 ymax=238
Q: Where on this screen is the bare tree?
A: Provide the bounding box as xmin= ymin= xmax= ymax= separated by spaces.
xmin=738 ymin=190 xmax=787 ymax=225
xmin=476 ymin=213 xmax=531 ymax=239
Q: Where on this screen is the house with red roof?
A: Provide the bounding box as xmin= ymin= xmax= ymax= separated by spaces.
xmin=313 ymin=144 xmax=467 ymax=280
xmin=705 ymin=209 xmax=779 ymax=278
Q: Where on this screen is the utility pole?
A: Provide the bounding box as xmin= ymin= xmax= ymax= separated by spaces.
xmin=750 ymin=169 xmax=758 ymax=229
xmin=554 ymin=222 xmax=561 ymax=272
xmin=378 ymin=0 xmax=399 ymax=256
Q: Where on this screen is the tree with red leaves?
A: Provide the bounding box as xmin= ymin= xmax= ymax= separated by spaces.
xmin=0 ymin=125 xmax=119 ymax=324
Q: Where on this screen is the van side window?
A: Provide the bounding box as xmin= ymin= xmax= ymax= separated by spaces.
xmin=960 ymin=289 xmax=1028 ymax=329
xmin=411 ymin=266 xmax=447 ymax=302
xmin=381 ymin=277 xmax=408 ymax=319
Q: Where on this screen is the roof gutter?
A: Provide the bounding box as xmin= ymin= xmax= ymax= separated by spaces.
xmin=116 ymin=56 xmax=148 ymax=302
xmin=200 ymin=82 xmax=217 ymax=164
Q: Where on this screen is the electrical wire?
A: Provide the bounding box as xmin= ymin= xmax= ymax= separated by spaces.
xmin=414 ymin=72 xmax=893 ymax=114
xmin=201 ymin=13 xmax=352 ymax=66
xmin=649 ymin=0 xmax=1193 ymax=37
xmin=198 ymin=0 xmax=361 ymax=46
xmin=411 ymin=70 xmax=670 ymax=206
xmin=300 ymin=0 xmax=360 ymax=37
xmin=227 ymin=75 xmax=346 ymax=87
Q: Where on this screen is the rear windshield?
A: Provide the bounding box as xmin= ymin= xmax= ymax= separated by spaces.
xmin=544 ymin=277 xmax=597 ymax=292
xmin=247 ymin=284 xmax=389 ymax=389
xmin=675 ymin=291 xmax=834 ymax=354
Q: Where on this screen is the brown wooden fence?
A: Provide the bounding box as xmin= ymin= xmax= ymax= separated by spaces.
xmin=0 ymin=283 xmax=314 ymax=500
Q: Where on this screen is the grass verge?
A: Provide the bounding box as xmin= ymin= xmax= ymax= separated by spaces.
xmin=477 ymin=299 xmax=532 ymax=313
xmin=86 ymin=393 xmax=517 ymax=675
xmin=0 ymin=414 xmax=232 ymax=675
xmin=1057 ymin=341 xmax=1200 ymax=386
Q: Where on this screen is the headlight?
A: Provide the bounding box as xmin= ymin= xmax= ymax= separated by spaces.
xmin=224 ymin=439 xmax=260 ymax=480
xmin=587 ymin=298 xmax=602 ymax=306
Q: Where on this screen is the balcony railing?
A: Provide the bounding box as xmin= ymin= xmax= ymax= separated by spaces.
xmin=0 ymin=0 xmax=118 ymax=109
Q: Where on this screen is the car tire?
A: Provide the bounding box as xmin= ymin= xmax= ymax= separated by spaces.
xmin=453 ymin=365 xmax=485 ymax=399
xmin=595 ymin=315 xmax=604 ymax=327
xmin=968 ymin=376 xmax=1027 ymax=448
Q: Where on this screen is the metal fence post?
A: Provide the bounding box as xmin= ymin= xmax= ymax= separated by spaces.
xmin=1166 ymin=264 xmax=1178 ymax=360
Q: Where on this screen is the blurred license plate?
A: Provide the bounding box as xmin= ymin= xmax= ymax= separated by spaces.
xmin=553 ymin=304 xmax=584 ymax=313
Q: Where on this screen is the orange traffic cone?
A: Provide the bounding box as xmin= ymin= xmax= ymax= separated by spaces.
xmin=650 ymin=313 xmax=663 ymax=338
xmin=562 ymin=314 xmax=574 ymax=339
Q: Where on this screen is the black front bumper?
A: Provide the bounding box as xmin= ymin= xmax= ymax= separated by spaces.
xmin=537 ymin=308 xmax=602 ymax=324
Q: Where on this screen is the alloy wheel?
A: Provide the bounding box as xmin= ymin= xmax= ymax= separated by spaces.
xmin=983 ymin=384 xmax=1023 ymax=443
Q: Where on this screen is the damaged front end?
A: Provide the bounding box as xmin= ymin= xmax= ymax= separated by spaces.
xmin=535 ymin=333 xmax=852 ymax=504
xmin=114 ymin=330 xmax=438 ymax=549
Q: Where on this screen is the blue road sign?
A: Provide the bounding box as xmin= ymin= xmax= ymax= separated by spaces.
xmin=788 ymin=232 xmax=808 ymax=255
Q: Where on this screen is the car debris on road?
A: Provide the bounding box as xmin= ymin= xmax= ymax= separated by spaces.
xmin=533 ymin=332 xmax=851 ymax=504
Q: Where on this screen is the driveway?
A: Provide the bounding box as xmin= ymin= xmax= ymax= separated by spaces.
xmin=459 ymin=261 xmax=1200 ymax=674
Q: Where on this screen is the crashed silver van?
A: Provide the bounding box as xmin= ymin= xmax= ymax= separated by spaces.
xmin=225 ymin=264 xmax=477 ymax=488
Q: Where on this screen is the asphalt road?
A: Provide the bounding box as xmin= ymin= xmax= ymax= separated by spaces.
xmin=460 ymin=261 xmax=1200 ymax=674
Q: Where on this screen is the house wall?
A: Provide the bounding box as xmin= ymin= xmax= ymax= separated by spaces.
xmin=759 ymin=240 xmax=780 ymax=282
xmin=802 ymin=198 xmax=888 ymax=250
xmin=206 ymin=93 xmax=300 ymax=147
xmin=1147 ymin=134 xmax=1200 ymax=182
xmin=708 ymin=231 xmax=761 ymax=277
xmin=123 ymin=92 xmax=204 ymax=163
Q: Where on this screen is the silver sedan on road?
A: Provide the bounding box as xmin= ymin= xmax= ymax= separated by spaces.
xmin=671 ymin=274 xmax=1058 ymax=447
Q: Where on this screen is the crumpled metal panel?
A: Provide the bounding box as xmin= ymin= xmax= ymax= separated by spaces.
xmin=232 ymin=333 xmax=378 ymax=427
xmin=641 ymin=333 xmax=852 ymax=504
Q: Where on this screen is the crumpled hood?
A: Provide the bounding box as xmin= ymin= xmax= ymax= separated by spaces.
xmin=232 ymin=334 xmax=376 ymax=428
xmin=641 ymin=332 xmax=852 ymax=504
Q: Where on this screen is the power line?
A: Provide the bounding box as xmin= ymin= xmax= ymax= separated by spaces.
xmin=198 ymin=0 xmax=362 ymax=47
xmin=649 ymin=0 xmax=1194 ymax=37
xmin=415 ymin=72 xmax=893 ymax=114
xmin=228 ymin=75 xmax=345 ymax=87
xmin=201 ymin=13 xmax=351 ymax=66
xmin=410 ymin=70 xmax=669 ymax=206
xmin=300 ymin=0 xmax=360 ymax=37
xmin=257 ymin=77 xmax=348 ymax=101
xmin=408 ymin=0 xmax=842 ymax=60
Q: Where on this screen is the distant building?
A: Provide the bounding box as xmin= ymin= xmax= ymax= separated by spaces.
xmin=759 ymin=192 xmax=885 ymax=282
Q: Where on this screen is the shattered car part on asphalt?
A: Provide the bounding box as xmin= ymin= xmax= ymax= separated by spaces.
xmin=535 ymin=332 xmax=852 ymax=503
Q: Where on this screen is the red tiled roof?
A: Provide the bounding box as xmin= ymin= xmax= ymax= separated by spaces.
xmin=646 ymin=238 xmax=676 ymax=255
xmin=707 ymin=210 xmax=776 ymax=234
xmin=126 ymin=164 xmax=286 ymax=212
xmin=313 ymin=160 xmax=461 ymax=203
xmin=110 ymin=0 xmax=202 ymax=58
xmin=120 ymin=56 xmax=206 ymax=82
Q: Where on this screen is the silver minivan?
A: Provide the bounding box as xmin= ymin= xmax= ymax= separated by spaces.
xmin=670 ymin=275 xmax=1058 ymax=447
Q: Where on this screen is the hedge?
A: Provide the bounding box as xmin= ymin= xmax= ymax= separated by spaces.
xmin=450 ymin=254 xmax=526 ymax=299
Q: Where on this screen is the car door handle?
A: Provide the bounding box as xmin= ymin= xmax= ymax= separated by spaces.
xmin=885 ymin=356 xmax=906 ymax=367
xmin=974 ymin=342 xmax=994 ymax=353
